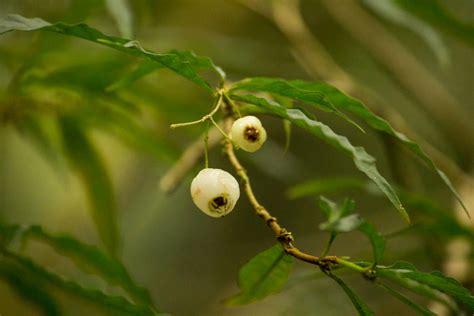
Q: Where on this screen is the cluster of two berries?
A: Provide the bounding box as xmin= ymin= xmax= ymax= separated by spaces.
xmin=191 ymin=116 xmax=266 ymax=217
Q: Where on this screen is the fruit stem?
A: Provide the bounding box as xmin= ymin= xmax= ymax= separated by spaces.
xmin=204 ymin=120 xmax=210 ymax=168
xmin=170 ymin=93 xmax=224 ymax=129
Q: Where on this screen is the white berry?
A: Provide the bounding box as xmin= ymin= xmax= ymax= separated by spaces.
xmin=230 ymin=116 xmax=267 ymax=152
xmin=190 ymin=168 xmax=240 ymax=217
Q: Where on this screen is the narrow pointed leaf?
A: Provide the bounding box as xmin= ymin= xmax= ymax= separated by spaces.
xmin=376 ymin=261 xmax=474 ymax=311
xmin=318 ymin=196 xmax=340 ymax=220
xmin=378 ymin=281 xmax=436 ymax=315
xmin=13 ymin=224 xmax=151 ymax=307
xmin=0 ymin=264 xmax=60 ymax=316
xmin=0 ymin=250 xmax=158 ymax=315
xmin=286 ymin=79 xmax=468 ymax=217
xmin=0 ymin=15 xmax=50 ymax=32
xmin=230 ymin=94 xmax=409 ymax=223
xmin=320 ymin=214 xmax=364 ymax=233
xmin=358 ymin=222 xmax=385 ymax=265
xmin=318 ymin=197 xmax=359 ymax=232
xmin=340 ymin=198 xmax=356 ymax=217
xmin=230 ymin=78 xmax=365 ymax=132
xmin=226 ymin=244 xmax=293 ymax=305
xmin=59 ymin=117 xmax=118 ymax=254
xmin=326 ymin=272 xmax=375 ymax=316
xmin=231 ymin=78 xmax=468 ymax=217
xmin=377 ymin=264 xmax=456 ymax=311
xmin=0 ymin=14 xmax=224 ymax=93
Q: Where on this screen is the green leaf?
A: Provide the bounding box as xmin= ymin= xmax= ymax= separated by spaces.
xmin=0 ymin=263 xmax=60 ymax=316
xmin=377 ymin=281 xmax=436 ymax=316
xmin=394 ymin=0 xmax=474 ymax=47
xmin=377 ymin=264 xmax=455 ymax=311
xmin=320 ymin=214 xmax=364 ymax=233
xmin=377 ymin=261 xmax=474 ymax=311
xmin=226 ymin=244 xmax=294 ymax=305
xmin=0 ymin=15 xmax=50 ymax=32
xmin=317 ymin=197 xmax=385 ymax=264
xmin=291 ymin=179 xmax=472 ymax=243
xmin=318 ymin=196 xmax=360 ymax=233
xmin=287 ymin=177 xmax=374 ymax=199
xmin=231 ymin=93 xmax=409 ymax=223
xmin=318 ymin=196 xmax=343 ymax=221
xmin=400 ymin=191 xmax=474 ymax=241
xmin=358 ymin=222 xmax=385 ymax=265
xmin=21 ymin=224 xmax=152 ymax=307
xmin=286 ymin=79 xmax=469 ymax=218
xmin=0 ymin=249 xmax=158 ymax=315
xmin=105 ymin=0 xmax=134 ymax=39
xmin=0 ymin=14 xmax=224 ymax=93
xmin=362 ymin=0 xmax=449 ymax=66
xmin=59 ymin=116 xmax=119 ymax=255
xmin=106 ymin=61 xmax=162 ymax=92
xmin=230 ymin=77 xmax=365 ymax=132
xmin=326 ymin=272 xmax=375 ymax=316
xmin=0 ymin=223 xmax=155 ymax=308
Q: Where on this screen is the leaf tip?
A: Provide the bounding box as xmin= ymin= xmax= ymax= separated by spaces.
xmin=400 ymin=206 xmax=411 ymax=225
xmin=458 ymin=197 xmax=471 ymax=219
xmin=222 ymin=294 xmax=244 ymax=306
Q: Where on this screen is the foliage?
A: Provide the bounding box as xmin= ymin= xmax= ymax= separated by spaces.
xmin=230 ymin=93 xmax=409 ymax=222
xmin=226 ymin=245 xmax=293 ymax=305
xmin=0 ymin=7 xmax=473 ymax=316
xmin=0 ymin=223 xmax=158 ymax=315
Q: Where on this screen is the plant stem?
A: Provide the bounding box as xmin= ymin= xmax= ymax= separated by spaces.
xmin=223 ymin=93 xmax=241 ymax=117
xmin=170 ymin=93 xmax=223 ymax=129
xmin=223 ymin=111 xmax=336 ymax=267
xmin=335 ymin=258 xmax=366 ymax=273
xmin=222 ymin=94 xmax=372 ymax=274
xmin=210 ymin=116 xmax=231 ymax=141
xmin=204 ymin=120 xmax=210 ymax=168
xmin=320 ymin=233 xmax=336 ymax=257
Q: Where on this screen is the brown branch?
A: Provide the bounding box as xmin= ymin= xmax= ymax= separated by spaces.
xmin=223 ymin=114 xmax=337 ymax=267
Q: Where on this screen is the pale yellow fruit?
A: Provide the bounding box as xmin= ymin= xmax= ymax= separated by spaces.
xmin=230 ymin=116 xmax=267 ymax=152
xmin=190 ymin=168 xmax=240 ymax=217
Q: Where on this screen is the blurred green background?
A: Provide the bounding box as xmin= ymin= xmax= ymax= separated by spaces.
xmin=0 ymin=0 xmax=473 ymax=315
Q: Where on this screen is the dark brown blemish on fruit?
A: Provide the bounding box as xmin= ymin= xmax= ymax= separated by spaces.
xmin=244 ymin=126 xmax=259 ymax=142
xmin=209 ymin=194 xmax=230 ymax=214
xmin=212 ymin=196 xmax=227 ymax=208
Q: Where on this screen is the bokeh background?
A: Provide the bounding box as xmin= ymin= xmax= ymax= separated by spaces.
xmin=0 ymin=0 xmax=473 ymax=315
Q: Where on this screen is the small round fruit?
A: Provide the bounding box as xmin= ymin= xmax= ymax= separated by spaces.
xmin=231 ymin=116 xmax=267 ymax=152
xmin=190 ymin=168 xmax=240 ymax=217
